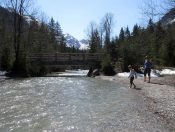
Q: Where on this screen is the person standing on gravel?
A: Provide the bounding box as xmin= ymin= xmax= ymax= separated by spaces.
xmin=144 ymin=56 xmax=152 ymax=83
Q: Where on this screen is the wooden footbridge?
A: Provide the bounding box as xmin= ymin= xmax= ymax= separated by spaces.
xmin=29 ymin=53 xmax=104 ymax=69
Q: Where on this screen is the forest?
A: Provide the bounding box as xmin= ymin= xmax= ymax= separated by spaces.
xmin=0 ymin=0 xmax=175 ymax=76
xmin=0 ymin=1 xmax=84 ymax=76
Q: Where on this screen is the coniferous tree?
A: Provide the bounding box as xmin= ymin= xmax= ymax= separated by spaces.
xmin=1 ymin=46 xmax=12 ymax=71
xmin=54 ymin=21 xmax=66 ymax=52
xmin=39 ymin=21 xmax=51 ymax=52
xmin=153 ymin=21 xmax=165 ymax=64
xmin=89 ymin=29 xmax=101 ymax=53
xmin=55 ymin=22 xmax=62 ymax=36
xmin=27 ymin=19 xmax=40 ymax=52
xmin=59 ymin=36 xmax=66 ymax=53
xmin=147 ymin=18 xmax=154 ymax=33
xmin=110 ymin=38 xmax=118 ymax=62
xmin=125 ymin=26 xmax=130 ymax=39
xmin=119 ymin=28 xmax=125 ymax=41
xmin=48 ymin=17 xmax=57 ymax=51
xmin=132 ymin=24 xmax=139 ymax=37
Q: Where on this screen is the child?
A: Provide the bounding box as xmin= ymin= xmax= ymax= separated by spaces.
xmin=128 ymin=65 xmax=137 ymax=88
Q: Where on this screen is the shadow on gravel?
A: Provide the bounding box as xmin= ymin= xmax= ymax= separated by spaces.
xmin=150 ymin=82 xmax=164 ymax=85
xmin=134 ymin=87 xmax=142 ymax=90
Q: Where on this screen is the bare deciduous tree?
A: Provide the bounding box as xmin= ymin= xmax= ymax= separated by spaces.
xmin=140 ymin=0 xmax=172 ymax=22
xmin=101 ymin=13 xmax=114 ymax=53
xmin=98 ymin=22 xmax=104 ymax=48
xmin=166 ymin=0 xmax=175 ymax=7
xmin=5 ymin=0 xmax=34 ymax=71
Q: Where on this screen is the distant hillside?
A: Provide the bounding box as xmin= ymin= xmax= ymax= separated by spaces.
xmin=160 ymin=8 xmax=175 ymax=26
xmin=0 ymin=6 xmax=13 ymax=31
xmin=0 ymin=6 xmax=11 ymax=18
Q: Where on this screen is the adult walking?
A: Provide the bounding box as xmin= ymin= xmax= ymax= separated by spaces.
xmin=144 ymin=56 xmax=152 ymax=83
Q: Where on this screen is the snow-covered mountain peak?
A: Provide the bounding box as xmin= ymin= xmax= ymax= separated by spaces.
xmin=64 ymin=33 xmax=80 ymax=49
xmin=79 ymin=39 xmax=89 ymax=50
xmin=64 ymin=33 xmax=89 ymax=50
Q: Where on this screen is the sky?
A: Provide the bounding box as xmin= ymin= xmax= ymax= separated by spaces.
xmin=36 ymin=0 xmax=145 ymax=40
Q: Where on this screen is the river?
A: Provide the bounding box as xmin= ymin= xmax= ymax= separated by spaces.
xmin=0 ymin=76 xmax=169 ymax=131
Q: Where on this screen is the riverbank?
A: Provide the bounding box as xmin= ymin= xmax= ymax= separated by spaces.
xmin=95 ymin=75 xmax=175 ymax=130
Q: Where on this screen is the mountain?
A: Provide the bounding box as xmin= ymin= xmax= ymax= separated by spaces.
xmin=64 ymin=33 xmax=80 ymax=48
xmin=64 ymin=33 xmax=89 ymax=50
xmin=160 ymin=8 xmax=175 ymax=26
xmin=79 ymin=39 xmax=89 ymax=50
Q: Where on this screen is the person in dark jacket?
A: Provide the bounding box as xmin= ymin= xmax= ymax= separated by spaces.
xmin=144 ymin=56 xmax=152 ymax=83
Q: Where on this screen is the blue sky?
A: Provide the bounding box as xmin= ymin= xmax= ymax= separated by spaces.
xmin=36 ymin=0 xmax=144 ymax=40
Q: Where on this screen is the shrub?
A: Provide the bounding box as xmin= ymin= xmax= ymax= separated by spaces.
xmin=101 ymin=55 xmax=116 ymax=76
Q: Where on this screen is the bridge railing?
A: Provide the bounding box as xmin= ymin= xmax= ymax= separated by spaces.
xmin=29 ymin=53 xmax=104 ymax=63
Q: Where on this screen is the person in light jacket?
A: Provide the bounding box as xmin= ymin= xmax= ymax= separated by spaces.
xmin=128 ymin=65 xmax=137 ymax=88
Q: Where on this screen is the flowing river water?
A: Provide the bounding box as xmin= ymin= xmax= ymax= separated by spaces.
xmin=0 ymin=75 xmax=170 ymax=132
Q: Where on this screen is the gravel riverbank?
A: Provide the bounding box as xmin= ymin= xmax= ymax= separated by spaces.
xmin=95 ymin=75 xmax=175 ymax=131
